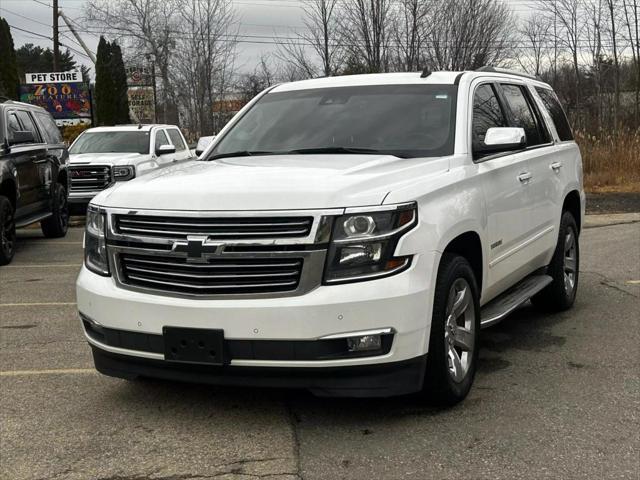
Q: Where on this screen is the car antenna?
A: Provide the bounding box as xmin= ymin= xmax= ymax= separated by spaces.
xmin=138 ymin=123 xmax=143 ymax=129
xmin=420 ymin=67 xmax=432 ymax=78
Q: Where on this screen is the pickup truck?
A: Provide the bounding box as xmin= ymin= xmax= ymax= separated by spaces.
xmin=77 ymin=68 xmax=584 ymax=404
xmin=67 ymin=124 xmax=193 ymax=208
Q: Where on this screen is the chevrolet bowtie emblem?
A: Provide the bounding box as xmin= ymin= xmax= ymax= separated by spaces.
xmin=172 ymin=236 xmax=223 ymax=263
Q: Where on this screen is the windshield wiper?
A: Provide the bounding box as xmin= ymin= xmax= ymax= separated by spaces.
xmin=207 ymin=150 xmax=277 ymax=161
xmin=286 ymin=147 xmax=408 ymax=158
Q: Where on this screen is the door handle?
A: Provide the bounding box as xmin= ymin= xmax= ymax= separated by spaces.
xmin=518 ymin=172 xmax=532 ymax=183
xmin=550 ymin=162 xmax=563 ymax=171
xmin=32 ymin=157 xmax=48 ymax=164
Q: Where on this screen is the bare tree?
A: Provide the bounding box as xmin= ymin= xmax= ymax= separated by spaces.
xmin=423 ymin=0 xmax=515 ymax=71
xmin=341 ymin=0 xmax=393 ymax=73
xmin=605 ymin=0 xmax=621 ymax=127
xmin=392 ymin=0 xmax=428 ymax=71
xmin=539 ymin=0 xmax=585 ymax=125
xmin=172 ymin=0 xmax=238 ymax=135
xmin=622 ymin=0 xmax=639 ymax=123
xmin=276 ymin=0 xmax=343 ymax=78
xmin=86 ymin=0 xmax=180 ymax=123
xmin=517 ymin=16 xmax=552 ymax=76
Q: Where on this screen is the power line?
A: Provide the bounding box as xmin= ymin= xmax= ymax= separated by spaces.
xmin=0 ymin=6 xmax=52 ymax=28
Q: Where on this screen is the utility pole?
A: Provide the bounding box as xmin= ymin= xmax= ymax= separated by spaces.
xmin=53 ymin=0 xmax=60 ymax=70
xmin=58 ymin=10 xmax=97 ymax=63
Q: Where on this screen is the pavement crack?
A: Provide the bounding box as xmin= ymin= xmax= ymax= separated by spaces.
xmin=581 ymin=270 xmax=639 ymax=298
xmin=284 ymin=399 xmax=304 ymax=480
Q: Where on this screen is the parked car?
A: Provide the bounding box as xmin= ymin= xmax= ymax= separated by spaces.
xmin=0 ymin=99 xmax=70 ymax=265
xmin=195 ymin=135 xmax=215 ymax=157
xmin=77 ymin=68 xmax=584 ymax=404
xmin=67 ymin=124 xmax=193 ymax=208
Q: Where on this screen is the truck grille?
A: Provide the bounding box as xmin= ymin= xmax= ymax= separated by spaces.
xmin=114 ymin=215 xmax=314 ymax=240
xmin=119 ymin=254 xmax=303 ymax=295
xmin=69 ymin=165 xmax=112 ymax=192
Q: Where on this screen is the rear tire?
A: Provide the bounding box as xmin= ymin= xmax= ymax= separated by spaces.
xmin=423 ymin=254 xmax=480 ymax=406
xmin=0 ymin=195 xmax=16 ymax=266
xmin=41 ymin=183 xmax=69 ymax=238
xmin=531 ymin=211 xmax=579 ymax=312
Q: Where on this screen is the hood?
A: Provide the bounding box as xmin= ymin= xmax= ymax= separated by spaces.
xmin=69 ymin=152 xmax=148 ymax=166
xmin=93 ymin=154 xmax=450 ymax=211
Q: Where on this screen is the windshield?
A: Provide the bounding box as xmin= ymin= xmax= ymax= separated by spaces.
xmin=70 ymin=131 xmax=150 ymax=154
xmin=209 ymin=84 xmax=457 ymax=159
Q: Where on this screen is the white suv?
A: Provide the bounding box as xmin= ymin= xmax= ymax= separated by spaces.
xmin=77 ymin=69 xmax=584 ymax=404
xmin=68 ymin=124 xmax=193 ymax=206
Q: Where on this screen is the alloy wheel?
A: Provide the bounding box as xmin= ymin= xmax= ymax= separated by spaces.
xmin=444 ymin=278 xmax=476 ymax=383
xmin=563 ymin=229 xmax=577 ymax=294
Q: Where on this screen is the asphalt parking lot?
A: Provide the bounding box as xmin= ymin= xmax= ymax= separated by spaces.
xmin=1 ymin=220 xmax=639 ymax=480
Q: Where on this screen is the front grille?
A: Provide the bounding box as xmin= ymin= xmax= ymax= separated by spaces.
xmin=120 ymin=254 xmax=303 ymax=295
xmin=114 ymin=215 xmax=314 ymax=240
xmin=69 ymin=165 xmax=112 ymax=192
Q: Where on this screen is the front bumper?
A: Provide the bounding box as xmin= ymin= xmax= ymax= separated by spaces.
xmin=91 ymin=346 xmax=427 ymax=397
xmin=69 ymin=190 xmax=103 ymax=204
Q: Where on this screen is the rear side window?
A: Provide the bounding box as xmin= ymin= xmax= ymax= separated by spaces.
xmin=472 ymin=84 xmax=507 ymax=151
xmin=155 ymin=130 xmax=169 ymax=150
xmin=500 ymin=84 xmax=545 ymax=147
xmin=167 ymin=129 xmax=187 ymax=151
xmin=34 ymin=111 xmax=63 ymax=144
xmin=15 ymin=110 xmax=42 ymax=143
xmin=535 ymin=88 xmax=573 ymax=141
xmin=7 ymin=112 xmax=22 ymax=137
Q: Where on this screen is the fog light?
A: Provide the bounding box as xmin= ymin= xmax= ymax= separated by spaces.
xmin=347 ymin=334 xmax=382 ymax=352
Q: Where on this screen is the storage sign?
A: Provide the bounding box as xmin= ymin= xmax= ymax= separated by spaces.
xmin=25 ymin=71 xmax=82 ymax=84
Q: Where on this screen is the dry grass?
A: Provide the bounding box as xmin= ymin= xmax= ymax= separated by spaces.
xmin=576 ymin=129 xmax=640 ymax=193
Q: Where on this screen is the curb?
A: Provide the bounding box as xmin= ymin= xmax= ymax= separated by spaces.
xmin=584 ymin=213 xmax=640 ymax=228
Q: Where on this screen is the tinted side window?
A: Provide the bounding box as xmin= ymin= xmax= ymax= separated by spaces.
xmin=472 ymin=84 xmax=507 ymax=151
xmin=7 ymin=112 xmax=22 ymax=137
xmin=500 ymin=84 xmax=544 ymax=146
xmin=15 ymin=110 xmax=42 ymax=143
xmin=155 ymin=130 xmax=169 ymax=150
xmin=535 ymin=87 xmax=573 ymax=141
xmin=167 ymin=129 xmax=186 ymax=151
xmin=34 ymin=111 xmax=63 ymax=144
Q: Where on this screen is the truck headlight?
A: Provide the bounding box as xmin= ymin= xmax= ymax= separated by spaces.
xmin=113 ymin=165 xmax=135 ymax=181
xmin=84 ymin=205 xmax=110 ymax=276
xmin=324 ymin=203 xmax=417 ymax=284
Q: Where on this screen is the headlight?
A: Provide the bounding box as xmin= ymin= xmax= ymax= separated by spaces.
xmin=324 ymin=203 xmax=417 ymax=284
xmin=84 ymin=205 xmax=110 ymax=276
xmin=113 ymin=165 xmax=135 ymax=181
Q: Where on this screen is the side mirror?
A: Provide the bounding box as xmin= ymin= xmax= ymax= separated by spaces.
xmin=195 ymin=135 xmax=215 ymax=157
xmin=156 ymin=144 xmax=176 ymax=156
xmin=9 ymin=130 xmax=35 ymax=146
xmin=475 ymin=127 xmax=526 ymax=155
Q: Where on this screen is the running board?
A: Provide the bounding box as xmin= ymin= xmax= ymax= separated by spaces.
xmin=15 ymin=211 xmax=53 ymax=229
xmin=480 ymin=274 xmax=552 ymax=328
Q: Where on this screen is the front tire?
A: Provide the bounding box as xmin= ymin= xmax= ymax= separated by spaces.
xmin=41 ymin=182 xmax=69 ymax=238
xmin=531 ymin=211 xmax=579 ymax=312
xmin=423 ymin=254 xmax=480 ymax=406
xmin=0 ymin=195 xmax=16 ymax=265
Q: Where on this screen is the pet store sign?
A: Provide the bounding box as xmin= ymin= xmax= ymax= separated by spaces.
xmin=20 ymin=71 xmax=92 ymax=122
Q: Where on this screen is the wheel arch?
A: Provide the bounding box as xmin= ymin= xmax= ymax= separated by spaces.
xmin=0 ymin=178 xmax=17 ymax=209
xmin=440 ymin=230 xmax=484 ymax=294
xmin=563 ymin=190 xmax=582 ymax=232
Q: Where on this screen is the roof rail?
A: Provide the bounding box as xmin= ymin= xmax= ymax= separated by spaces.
xmin=475 ymin=66 xmax=542 ymax=81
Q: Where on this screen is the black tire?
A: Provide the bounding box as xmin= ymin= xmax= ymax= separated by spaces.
xmin=531 ymin=211 xmax=579 ymax=312
xmin=0 ymin=195 xmax=16 ymax=266
xmin=41 ymin=182 xmax=69 ymax=238
xmin=423 ymin=253 xmax=480 ymax=406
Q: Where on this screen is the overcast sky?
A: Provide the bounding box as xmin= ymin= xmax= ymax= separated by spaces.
xmin=0 ymin=0 xmax=534 ymax=79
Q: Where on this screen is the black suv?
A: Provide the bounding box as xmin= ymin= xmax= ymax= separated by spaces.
xmin=0 ymin=99 xmax=70 ymax=265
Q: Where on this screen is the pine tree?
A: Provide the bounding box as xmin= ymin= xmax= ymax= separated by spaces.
xmin=95 ymin=37 xmax=131 ymax=125
xmin=95 ymin=36 xmax=114 ymax=125
xmin=0 ymin=18 xmax=20 ymax=100
xmin=111 ymin=41 xmax=131 ymax=124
